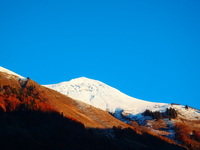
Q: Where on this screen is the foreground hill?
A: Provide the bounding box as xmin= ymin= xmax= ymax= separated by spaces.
xmin=0 ymin=67 xmax=188 ymax=149
xmin=0 ymin=71 xmax=130 ymax=129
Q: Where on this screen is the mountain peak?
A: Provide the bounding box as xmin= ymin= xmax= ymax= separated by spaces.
xmin=70 ymin=76 xmax=93 ymax=82
xmin=0 ymin=66 xmax=24 ymax=78
xmin=67 ymin=77 xmax=103 ymax=85
xmin=44 ymin=77 xmax=169 ymax=116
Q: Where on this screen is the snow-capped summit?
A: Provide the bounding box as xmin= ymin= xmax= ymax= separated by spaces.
xmin=44 ymin=77 xmax=169 ymax=117
xmin=0 ymin=66 xmax=24 ymax=78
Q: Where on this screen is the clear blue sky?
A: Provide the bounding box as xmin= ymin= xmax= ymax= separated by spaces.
xmin=1 ymin=0 xmax=200 ymax=109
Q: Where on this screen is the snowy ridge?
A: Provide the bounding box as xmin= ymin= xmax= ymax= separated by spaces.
xmin=44 ymin=77 xmax=169 ymax=117
xmin=0 ymin=66 xmax=24 ymax=78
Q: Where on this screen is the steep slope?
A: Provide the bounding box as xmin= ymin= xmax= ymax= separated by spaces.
xmin=0 ymin=71 xmax=132 ymax=129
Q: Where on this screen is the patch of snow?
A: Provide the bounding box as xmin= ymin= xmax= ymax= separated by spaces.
xmin=0 ymin=66 xmax=24 ymax=78
xmin=172 ymin=105 xmax=200 ymax=120
xmin=165 ymin=119 xmax=176 ymax=140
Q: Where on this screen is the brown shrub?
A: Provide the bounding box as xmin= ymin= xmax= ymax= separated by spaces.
xmin=193 ymin=130 xmax=200 ymax=142
xmin=175 ymin=122 xmax=191 ymax=145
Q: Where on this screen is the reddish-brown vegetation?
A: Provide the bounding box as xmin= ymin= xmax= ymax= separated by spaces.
xmin=174 ymin=122 xmax=200 ymax=149
xmin=175 ymin=122 xmax=191 ymax=145
xmin=193 ymin=130 xmax=200 ymax=142
xmin=0 ymin=85 xmax=55 ymax=113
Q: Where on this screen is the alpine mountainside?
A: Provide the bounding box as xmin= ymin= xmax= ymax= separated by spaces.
xmin=0 ymin=66 xmax=194 ymax=149
xmin=44 ymin=77 xmax=200 ymax=150
xmin=44 ymin=77 xmax=200 ymax=122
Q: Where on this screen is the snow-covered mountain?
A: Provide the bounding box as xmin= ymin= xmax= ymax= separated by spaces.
xmin=44 ymin=77 xmax=169 ymax=117
xmin=44 ymin=77 xmax=200 ymax=121
xmin=0 ymin=66 xmax=24 ymax=78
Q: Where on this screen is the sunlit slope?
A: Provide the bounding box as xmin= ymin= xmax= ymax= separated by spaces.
xmin=0 ymin=71 xmax=132 ymax=129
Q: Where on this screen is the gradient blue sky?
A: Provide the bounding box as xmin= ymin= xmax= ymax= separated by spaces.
xmin=1 ymin=0 xmax=200 ymax=109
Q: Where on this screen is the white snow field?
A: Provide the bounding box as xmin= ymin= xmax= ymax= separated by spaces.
xmin=44 ymin=77 xmax=169 ymax=117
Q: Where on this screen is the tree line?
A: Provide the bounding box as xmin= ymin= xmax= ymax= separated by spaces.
xmin=142 ymin=107 xmax=178 ymax=120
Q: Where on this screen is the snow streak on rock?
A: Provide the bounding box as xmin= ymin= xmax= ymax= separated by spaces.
xmin=0 ymin=66 xmax=24 ymax=78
